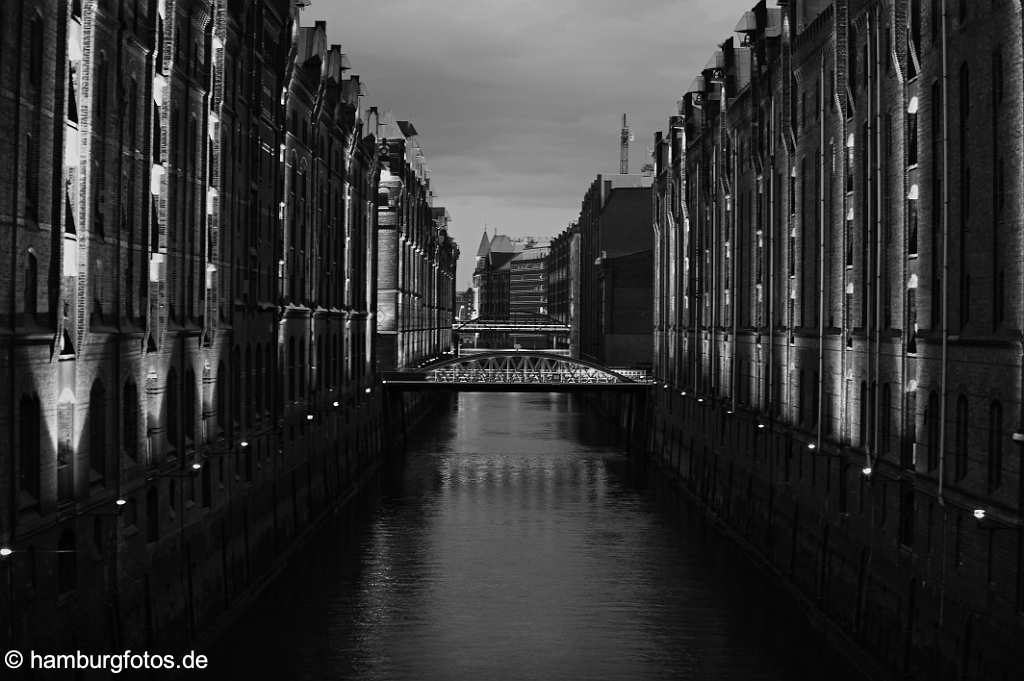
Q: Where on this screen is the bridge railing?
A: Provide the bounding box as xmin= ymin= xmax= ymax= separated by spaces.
xmin=425 ymin=368 xmax=620 ymax=384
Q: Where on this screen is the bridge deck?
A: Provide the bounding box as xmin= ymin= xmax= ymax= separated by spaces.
xmin=382 ymin=378 xmax=651 ymax=392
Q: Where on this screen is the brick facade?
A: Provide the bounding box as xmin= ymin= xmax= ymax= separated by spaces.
xmin=651 ymin=1 xmax=1024 ymax=678
xmin=0 ymin=0 xmax=410 ymax=651
xmin=374 ymin=117 xmax=458 ymax=371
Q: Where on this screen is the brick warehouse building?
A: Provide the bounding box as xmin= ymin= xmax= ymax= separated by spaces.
xmin=0 ymin=0 xmax=454 ymax=652
xmin=375 ymin=116 xmax=458 ymax=371
xmin=576 ymin=173 xmax=653 ymax=368
xmin=546 ymin=223 xmax=579 ymax=355
xmin=650 ymin=1 xmax=1023 ymax=678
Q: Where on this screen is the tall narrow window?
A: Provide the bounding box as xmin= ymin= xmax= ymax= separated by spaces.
xmin=907 ymin=97 xmax=919 ymax=166
xmin=128 ymin=79 xmax=138 ymax=150
xmin=902 ymin=390 xmax=918 ymax=469
xmin=255 ymin=346 xmax=263 ymax=416
xmin=24 ymin=252 xmax=38 ymax=317
xmin=19 ymin=395 xmax=41 ymax=499
xmin=907 ymin=185 xmax=919 ymax=255
xmin=954 ymin=395 xmax=968 ymax=481
xmin=244 ymin=346 xmax=252 ymax=427
xmin=988 ymin=401 xmax=1003 ymax=492
xmin=216 ymin=361 xmax=226 ymax=430
xmin=166 ymin=368 xmax=179 ymax=449
xmin=288 ymin=337 xmax=296 ymax=402
xmin=146 ymin=487 xmax=159 ymax=542
xmin=184 ymin=369 xmax=196 ymax=443
xmin=881 ymin=384 xmax=892 ymax=455
xmin=899 ymin=482 xmax=915 ymax=548
xmin=28 ymin=16 xmax=43 ymax=87
xmin=859 ymin=381 xmax=868 ymax=448
xmin=848 ymin=23 xmax=858 ymax=99
xmin=25 ymin=134 xmax=38 ymax=217
xmin=926 ymin=391 xmax=939 ymax=470
xmin=908 ymin=0 xmax=921 ymax=78
xmin=89 ymin=380 xmax=107 ymax=484
xmin=57 ymin=530 xmax=77 ymax=594
xmin=123 ymin=380 xmax=138 ymax=461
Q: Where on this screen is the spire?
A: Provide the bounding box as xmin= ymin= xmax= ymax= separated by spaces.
xmin=475 ymin=229 xmax=491 ymax=257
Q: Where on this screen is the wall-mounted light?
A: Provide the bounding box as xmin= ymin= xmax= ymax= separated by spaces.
xmin=306 ymin=414 xmax=314 ymax=421
xmin=239 ymin=441 xmax=249 ymax=448
xmin=0 ymin=547 xmax=12 ymax=558
xmin=191 ymin=462 xmax=202 ymax=471
xmin=807 ymin=443 xmax=816 ymax=450
xmin=861 ymin=466 xmax=873 ymax=477
xmin=333 ymin=401 xmax=340 ymax=407
xmin=115 ymin=498 xmax=127 ymax=507
xmin=973 ymin=509 xmax=986 ymax=521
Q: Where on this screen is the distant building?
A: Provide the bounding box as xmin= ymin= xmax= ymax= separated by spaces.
xmin=375 ymin=116 xmax=459 ymax=370
xmin=547 ymin=224 xmax=580 ymax=355
xmin=508 ymin=245 xmax=550 ymax=349
xmin=455 ymin=288 xmax=475 ymax=321
xmin=576 ymin=174 xmax=653 ymax=368
xmin=472 ymin=232 xmax=521 ymax=321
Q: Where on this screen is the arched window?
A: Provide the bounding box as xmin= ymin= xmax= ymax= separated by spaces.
xmin=89 ymin=379 xmax=107 ymax=483
xmin=19 ymin=394 xmax=41 ymax=499
xmin=184 ymin=368 xmax=196 ymax=443
xmin=988 ymin=401 xmax=1003 ymax=492
xmin=166 ymin=368 xmax=179 ymax=449
xmin=57 ymin=529 xmax=76 ymax=595
xmin=954 ymin=395 xmax=968 ymax=481
xmin=123 ymin=380 xmax=138 ymax=460
xmin=25 ymin=251 xmax=37 ymax=316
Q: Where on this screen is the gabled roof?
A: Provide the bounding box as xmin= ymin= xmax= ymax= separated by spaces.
xmin=488 ymin=234 xmax=520 ymax=254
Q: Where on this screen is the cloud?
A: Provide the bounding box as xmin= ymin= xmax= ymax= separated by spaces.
xmin=309 ymin=0 xmax=748 ymax=286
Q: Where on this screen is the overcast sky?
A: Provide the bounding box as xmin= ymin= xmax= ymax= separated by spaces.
xmin=311 ymin=0 xmax=746 ymax=289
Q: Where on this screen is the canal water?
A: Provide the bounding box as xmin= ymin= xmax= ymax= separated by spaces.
xmin=214 ymin=392 xmax=859 ymax=680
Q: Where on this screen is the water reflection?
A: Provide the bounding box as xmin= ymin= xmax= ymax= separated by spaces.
xmin=214 ymin=393 xmax=860 ymax=681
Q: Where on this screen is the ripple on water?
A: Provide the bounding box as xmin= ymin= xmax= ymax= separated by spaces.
xmin=214 ymin=393 xmax=862 ymax=681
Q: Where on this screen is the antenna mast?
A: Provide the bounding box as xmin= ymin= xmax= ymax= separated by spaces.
xmin=619 ymin=113 xmax=632 ymax=174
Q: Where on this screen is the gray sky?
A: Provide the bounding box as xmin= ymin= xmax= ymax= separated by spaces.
xmin=311 ymin=0 xmax=746 ymax=289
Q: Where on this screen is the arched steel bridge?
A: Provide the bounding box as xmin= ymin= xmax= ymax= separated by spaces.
xmin=382 ymin=351 xmax=653 ymax=392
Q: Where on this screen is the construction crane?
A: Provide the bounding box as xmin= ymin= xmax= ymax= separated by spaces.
xmin=619 ymin=113 xmax=634 ymax=175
